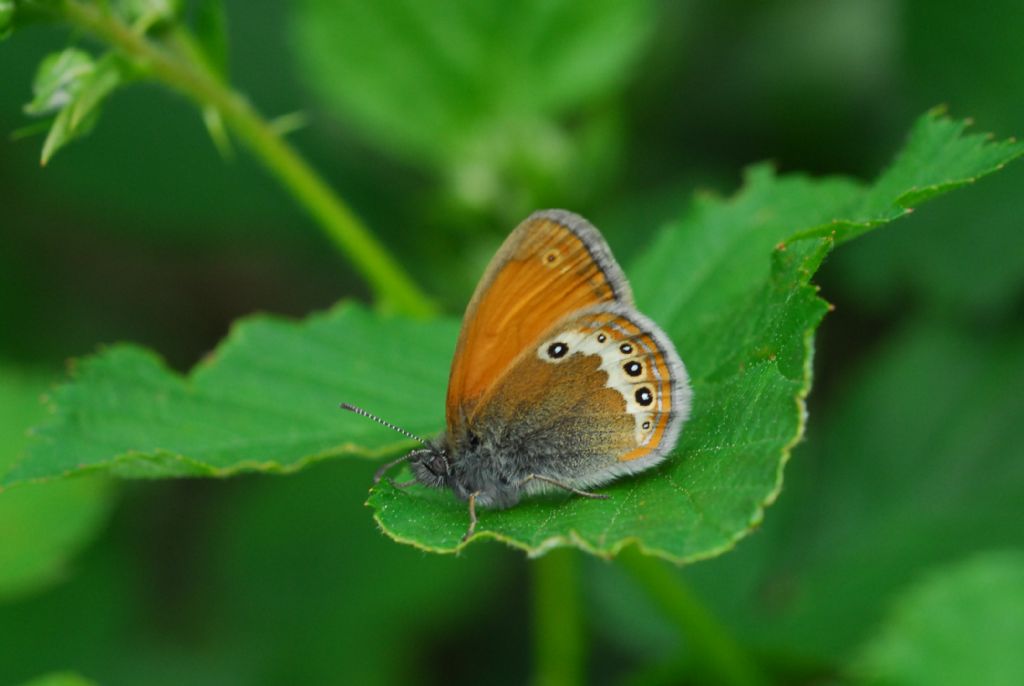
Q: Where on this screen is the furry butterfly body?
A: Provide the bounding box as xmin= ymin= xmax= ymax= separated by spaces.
xmin=354 ymin=210 xmax=691 ymax=539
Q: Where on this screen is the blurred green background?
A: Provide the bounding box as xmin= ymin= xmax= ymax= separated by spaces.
xmin=1 ymin=0 xmax=1022 ymax=684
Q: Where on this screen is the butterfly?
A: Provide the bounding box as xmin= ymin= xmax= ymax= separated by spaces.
xmin=344 ymin=209 xmax=691 ymax=542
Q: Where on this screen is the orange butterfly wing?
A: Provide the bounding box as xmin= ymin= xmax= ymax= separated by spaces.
xmin=445 ymin=210 xmax=632 ymax=432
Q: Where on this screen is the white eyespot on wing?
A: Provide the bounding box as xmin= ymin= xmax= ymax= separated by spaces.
xmin=536 ymin=329 xmax=589 ymax=363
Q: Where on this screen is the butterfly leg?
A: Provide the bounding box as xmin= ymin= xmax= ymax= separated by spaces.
xmin=461 ymin=492 xmax=480 ymax=543
xmin=523 ymin=474 xmax=610 ymax=500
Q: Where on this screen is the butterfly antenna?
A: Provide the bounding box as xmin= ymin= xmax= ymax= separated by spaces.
xmin=339 ymin=403 xmax=431 ymax=449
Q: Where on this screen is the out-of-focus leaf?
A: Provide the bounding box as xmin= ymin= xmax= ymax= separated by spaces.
xmin=18 ymin=673 xmax=98 ymax=686
xmin=192 ymin=0 xmax=233 ymax=158
xmin=39 ymin=105 xmax=92 ymax=165
xmin=0 ymin=365 xmax=112 ymax=600
xmin=0 ymin=457 xmax=507 ymax=685
xmin=851 ymin=550 xmax=1024 ymax=686
xmin=65 ymin=55 xmax=127 ymax=130
xmin=0 ymin=521 xmax=241 ymax=686
xmin=830 ymin=0 xmax=1024 ymax=315
xmin=25 ymin=50 xmax=128 ymax=165
xmin=192 ymin=0 xmax=229 ymax=77
xmin=0 ymin=0 xmax=61 ymax=38
xmin=200 ymin=104 xmax=232 ymax=159
xmin=290 ymin=0 xmax=654 ymax=212
xmin=0 ymin=0 xmax=14 ymax=40
xmin=832 ymin=167 xmax=1024 ymax=317
xmin=291 ymin=0 xmax=653 ymax=165
xmin=672 ymin=322 xmax=1024 ymax=665
xmin=904 ymin=0 xmax=1024 ymax=135
xmin=24 ymin=48 xmax=95 ymax=117
xmin=7 ymin=111 xmax=1020 ymax=562
xmin=203 ymin=459 xmax=507 ymax=685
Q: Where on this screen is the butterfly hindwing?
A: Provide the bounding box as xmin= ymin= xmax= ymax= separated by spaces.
xmin=465 ymin=302 xmax=691 ymax=489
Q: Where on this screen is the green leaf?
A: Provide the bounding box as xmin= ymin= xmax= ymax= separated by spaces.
xmin=290 ymin=0 xmax=654 ymax=210
xmin=25 ymin=50 xmax=129 ymax=165
xmin=369 ymin=112 xmax=1020 ymax=558
xmin=851 ymin=550 xmax=1024 ymax=686
xmin=0 ymin=365 xmax=113 ymax=600
xmin=24 ymin=49 xmax=96 ymax=117
xmin=8 ymin=111 xmax=1024 ymax=562
xmin=17 ymin=673 xmax=98 ymax=686
xmin=4 ymin=307 xmax=459 ymax=484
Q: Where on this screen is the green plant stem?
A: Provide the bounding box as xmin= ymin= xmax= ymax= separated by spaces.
xmin=619 ymin=547 xmax=769 ymax=686
xmin=532 ymin=549 xmax=585 ymax=686
xmin=58 ymin=0 xmax=435 ymax=317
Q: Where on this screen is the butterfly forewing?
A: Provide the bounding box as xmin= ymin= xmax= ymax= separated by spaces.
xmin=445 ymin=210 xmax=633 ymax=431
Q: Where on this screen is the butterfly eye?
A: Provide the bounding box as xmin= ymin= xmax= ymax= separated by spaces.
xmin=546 ymin=342 xmax=569 ymax=359
xmin=426 ymin=454 xmax=449 ymax=476
xmin=635 ymin=387 xmax=653 ymax=406
xmin=620 ymin=342 xmax=634 ymax=354
xmin=596 ymin=333 xmax=607 ymax=343
xmin=624 ymin=361 xmax=642 ymax=377
xmin=642 ymin=421 xmax=652 ymax=431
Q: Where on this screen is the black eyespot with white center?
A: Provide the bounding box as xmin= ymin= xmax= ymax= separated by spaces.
xmin=547 ymin=342 xmax=569 ymax=359
xmin=597 ymin=333 xmax=607 ymax=343
xmin=624 ymin=361 xmax=642 ymax=377
xmin=642 ymin=421 xmax=651 ymax=430
xmin=620 ymin=342 xmax=633 ymax=354
xmin=635 ymin=387 xmax=653 ymax=406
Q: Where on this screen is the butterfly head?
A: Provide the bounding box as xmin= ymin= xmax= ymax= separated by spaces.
xmin=408 ymin=444 xmax=451 ymax=489
xmin=412 ymin=429 xmax=524 ymax=509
